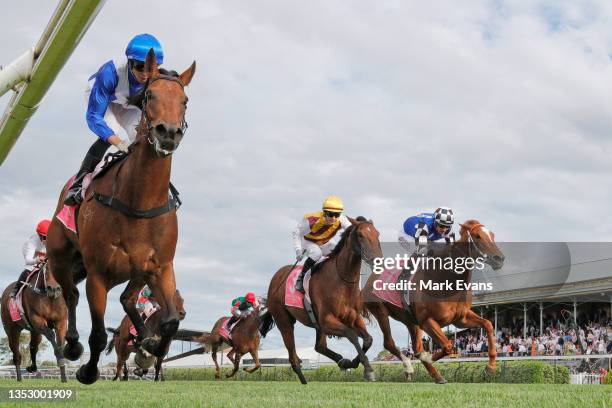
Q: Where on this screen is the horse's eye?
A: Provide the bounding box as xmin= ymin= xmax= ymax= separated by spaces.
xmin=146 ymin=91 xmax=156 ymax=100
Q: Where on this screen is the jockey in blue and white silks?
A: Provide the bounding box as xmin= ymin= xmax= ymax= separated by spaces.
xmin=64 ymin=34 xmax=165 ymax=205
xmin=398 ymin=207 xmax=455 ymax=252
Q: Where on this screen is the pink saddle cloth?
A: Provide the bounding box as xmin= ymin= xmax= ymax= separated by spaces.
xmin=371 ymin=267 xmax=404 ymax=308
xmin=285 ymin=264 xmax=306 ymax=309
xmin=8 ymin=297 xmax=21 ymax=322
xmin=219 ymin=317 xmax=232 ymax=340
xmin=56 ymin=161 xmax=107 ymax=233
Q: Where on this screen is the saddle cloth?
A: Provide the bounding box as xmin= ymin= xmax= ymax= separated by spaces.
xmin=371 ymin=266 xmax=405 ymax=309
xmin=284 ymin=257 xmax=323 ymax=309
xmin=9 ymin=270 xmax=38 ymax=322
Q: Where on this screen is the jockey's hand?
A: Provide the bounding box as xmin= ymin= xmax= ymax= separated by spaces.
xmin=295 ymin=249 xmax=304 ymax=261
xmin=108 ymin=135 xmax=130 ymax=153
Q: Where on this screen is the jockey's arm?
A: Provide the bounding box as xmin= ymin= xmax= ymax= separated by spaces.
xmin=86 ymin=62 xmax=119 ymax=143
xmin=292 ymin=218 xmax=310 ymax=257
xmin=22 ymin=236 xmax=40 ymax=266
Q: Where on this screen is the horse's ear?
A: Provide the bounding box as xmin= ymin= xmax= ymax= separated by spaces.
xmin=459 ymin=223 xmax=466 ymax=229
xmin=145 ymin=48 xmax=159 ymax=76
xmin=179 ymin=61 xmax=196 ymax=86
xmin=348 ymin=217 xmax=357 ymax=225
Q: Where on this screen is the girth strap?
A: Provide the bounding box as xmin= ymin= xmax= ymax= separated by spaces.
xmin=94 ymin=182 xmax=181 ymax=219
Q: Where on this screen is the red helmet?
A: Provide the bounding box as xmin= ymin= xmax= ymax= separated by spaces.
xmin=245 ymin=292 xmax=256 ymax=303
xmin=36 ymin=219 xmax=51 ymax=237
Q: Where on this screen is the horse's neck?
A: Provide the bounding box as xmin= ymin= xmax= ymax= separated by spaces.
xmin=120 ymin=133 xmax=172 ymax=208
xmin=334 ymin=240 xmax=362 ymax=288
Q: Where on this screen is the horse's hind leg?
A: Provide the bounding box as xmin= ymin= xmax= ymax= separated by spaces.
xmin=456 ymin=309 xmax=497 ymax=373
xmin=273 ymin=308 xmax=306 ymax=384
xmin=26 ymin=332 xmax=42 ymax=373
xmin=75 ymin=275 xmax=109 ymax=385
xmin=8 ymin=327 xmax=23 ymax=381
xmin=368 ymin=303 xmax=414 ymax=379
xmin=53 ymin=316 xmax=68 ymax=382
xmin=226 ymin=352 xmax=242 ymax=378
xmin=212 ymin=344 xmax=221 ymax=379
xmin=245 ymin=347 xmax=261 ymax=373
xmin=154 ymin=357 xmax=163 ymax=381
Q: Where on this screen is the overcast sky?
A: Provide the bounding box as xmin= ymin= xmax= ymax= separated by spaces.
xmin=1 ymin=1 xmax=612 ymax=364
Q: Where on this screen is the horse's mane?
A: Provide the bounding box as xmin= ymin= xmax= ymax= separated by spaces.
xmin=328 ymin=216 xmax=368 ymax=259
xmin=127 ymin=68 xmax=181 ymax=107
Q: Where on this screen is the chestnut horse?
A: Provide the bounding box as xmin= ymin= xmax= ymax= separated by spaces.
xmin=197 ymin=310 xmax=262 ymax=379
xmin=46 ymin=50 xmax=196 ymax=384
xmin=259 ymin=217 xmax=382 ymax=384
xmin=105 ymin=289 xmax=185 ymax=381
xmin=0 ymin=261 xmax=68 ymax=382
xmin=362 ymin=220 xmax=505 ymax=383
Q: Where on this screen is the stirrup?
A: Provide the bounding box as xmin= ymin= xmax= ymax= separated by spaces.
xmin=64 ymin=188 xmax=83 ymax=206
xmin=295 ymin=277 xmax=305 ymax=293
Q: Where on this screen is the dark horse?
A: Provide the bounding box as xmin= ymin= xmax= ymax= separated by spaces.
xmin=259 ymin=217 xmax=382 ymax=384
xmin=105 ymin=289 xmax=185 ymax=381
xmin=0 ymin=261 xmax=68 ymax=382
xmin=196 ymin=309 xmax=262 ymax=379
xmin=362 ymin=220 xmax=505 ymax=383
xmin=46 ymin=50 xmax=196 ymax=384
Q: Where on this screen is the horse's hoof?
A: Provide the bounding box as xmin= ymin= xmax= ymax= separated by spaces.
xmin=134 ymin=351 xmax=155 ymax=370
xmin=76 ymin=365 xmax=100 ymax=385
xmin=63 ymin=342 xmax=84 ymax=361
xmin=417 ymin=352 xmax=433 ymax=364
xmin=25 ymin=365 xmax=37 ymax=373
xmin=436 ymin=378 xmax=448 ymax=384
xmin=363 ymin=369 xmax=376 ymax=382
xmin=337 ymin=358 xmax=353 ymax=370
xmin=404 ymin=372 xmax=414 ymax=381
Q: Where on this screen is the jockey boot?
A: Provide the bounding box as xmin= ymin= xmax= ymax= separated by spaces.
xmin=11 ymin=269 xmax=29 ymax=298
xmin=295 ymin=257 xmax=316 ymax=294
xmin=63 ymin=152 xmax=103 ymax=206
xmin=227 ymin=315 xmax=238 ymax=327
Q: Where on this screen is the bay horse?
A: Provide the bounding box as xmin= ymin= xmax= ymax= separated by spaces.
xmin=46 ymin=49 xmax=196 ymax=384
xmin=259 ymin=217 xmax=382 ymax=384
xmin=197 ymin=309 xmax=262 ymax=379
xmin=362 ymin=220 xmax=505 ymax=383
xmin=104 ymin=289 xmax=185 ymax=381
xmin=0 ymin=261 xmax=68 ymax=382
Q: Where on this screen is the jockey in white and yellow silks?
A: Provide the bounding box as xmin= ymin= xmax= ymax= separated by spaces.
xmin=291 ymin=195 xmax=352 ymax=293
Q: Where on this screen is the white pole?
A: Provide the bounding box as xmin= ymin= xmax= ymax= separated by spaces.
xmin=0 ymin=49 xmax=35 ymax=97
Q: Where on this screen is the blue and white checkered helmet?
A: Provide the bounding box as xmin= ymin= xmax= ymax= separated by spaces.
xmin=434 ymin=207 xmax=454 ymax=227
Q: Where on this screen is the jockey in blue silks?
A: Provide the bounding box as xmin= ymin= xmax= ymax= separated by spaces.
xmin=64 ymin=34 xmax=164 ymax=205
xmin=398 ymin=207 xmax=455 ymax=253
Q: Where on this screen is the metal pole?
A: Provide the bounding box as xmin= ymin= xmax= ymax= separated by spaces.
xmin=539 ymin=302 xmax=543 ymax=335
xmin=480 ymin=307 xmax=484 ymax=338
xmin=523 ymin=303 xmax=527 ymax=338
xmin=573 ymin=298 xmax=577 ymax=326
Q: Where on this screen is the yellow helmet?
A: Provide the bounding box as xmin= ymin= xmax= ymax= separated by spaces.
xmin=322 ymin=195 xmax=344 ymax=212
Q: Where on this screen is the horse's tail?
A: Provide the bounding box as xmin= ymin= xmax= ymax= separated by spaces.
xmin=105 ymin=327 xmax=119 ymax=355
xmin=258 ymin=310 xmax=275 ymax=338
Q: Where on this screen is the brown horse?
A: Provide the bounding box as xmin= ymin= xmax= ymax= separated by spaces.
xmin=362 ymin=220 xmax=505 ymax=383
xmin=46 ymin=50 xmax=196 ymax=384
xmin=105 ymin=289 xmax=185 ymax=381
xmin=259 ymin=217 xmax=382 ymax=384
xmin=197 ymin=310 xmax=262 ymax=379
xmin=0 ymin=261 xmax=68 ymax=382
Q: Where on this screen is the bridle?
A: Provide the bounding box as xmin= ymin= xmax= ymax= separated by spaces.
xmin=463 ymin=223 xmax=490 ymax=261
xmin=140 ymin=75 xmax=189 ymax=156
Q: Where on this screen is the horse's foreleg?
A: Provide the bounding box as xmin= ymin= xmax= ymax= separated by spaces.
xmin=245 ymin=347 xmax=261 ymax=374
xmin=119 ymin=279 xmax=150 ymax=343
xmin=52 ymin=256 xmax=83 ymax=361
xmin=456 ymin=309 xmax=497 ymax=373
xmin=154 ymin=357 xmax=162 ymax=381
xmin=319 ymin=315 xmax=375 ymax=381
xmin=408 ymin=323 xmax=444 ymax=383
xmin=419 ymin=318 xmax=453 ymax=384
xmin=348 ymin=316 xmax=373 ymax=369
xmin=75 ymin=276 xmax=108 ymax=385
xmin=145 ymin=264 xmax=179 ymax=357
xmin=226 ymin=352 xmax=242 ymax=378
xmin=26 ymin=332 xmax=42 ymax=374
xmin=53 ymin=317 xmax=68 ymax=382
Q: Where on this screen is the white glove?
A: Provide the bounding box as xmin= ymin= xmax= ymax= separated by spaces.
xmin=116 ymin=139 xmax=130 ymax=153
xmin=295 ymin=249 xmax=304 ymax=261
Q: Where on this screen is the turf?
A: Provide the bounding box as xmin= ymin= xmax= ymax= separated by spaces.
xmin=0 ymin=380 xmax=609 ymax=407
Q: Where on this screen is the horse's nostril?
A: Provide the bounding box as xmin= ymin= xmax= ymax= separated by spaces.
xmin=155 ymin=124 xmax=167 ymax=135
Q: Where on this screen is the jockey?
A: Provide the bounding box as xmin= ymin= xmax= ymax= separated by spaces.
xmin=227 ymin=292 xmax=257 ymax=326
xmin=64 ymin=34 xmax=165 ymax=206
xmin=398 ymin=207 xmax=455 ymax=257
xmin=136 ymin=286 xmax=159 ymax=319
xmin=11 ymin=220 xmax=50 ymax=298
xmin=292 ymin=195 xmax=352 ymax=293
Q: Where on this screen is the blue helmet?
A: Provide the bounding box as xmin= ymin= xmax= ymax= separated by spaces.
xmin=125 ymin=34 xmax=164 ymax=64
